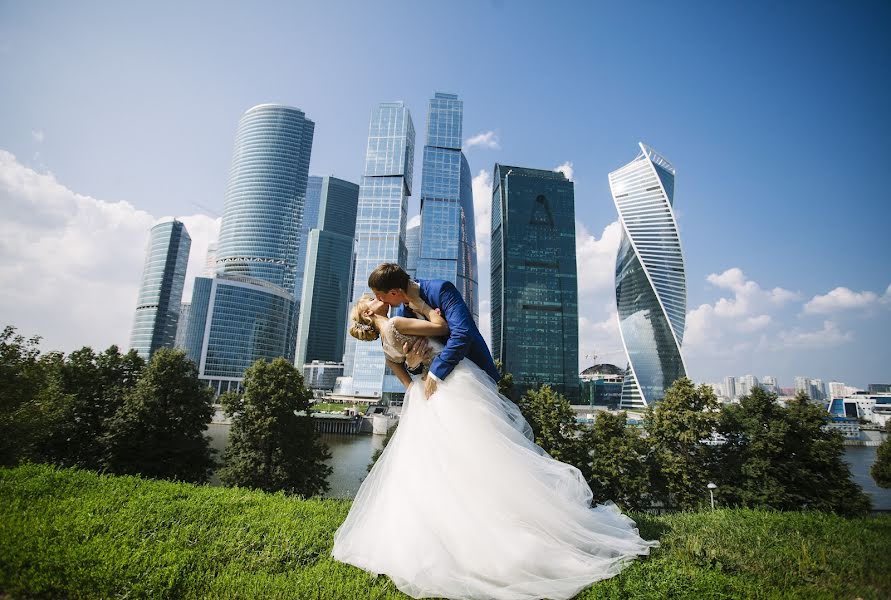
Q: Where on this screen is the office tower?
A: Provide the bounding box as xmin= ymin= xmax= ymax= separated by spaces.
xmin=129 ymin=219 xmax=191 ymax=361
xmin=296 ymin=176 xmax=325 ymax=302
xmin=491 ymin=164 xmax=579 ymax=402
xmin=724 ymin=376 xmax=737 ymax=400
xmin=761 ymin=375 xmax=778 ymax=394
xmin=415 ymin=93 xmax=479 ymax=322
xmin=174 ymin=302 xmax=191 ymax=349
xmin=610 ymin=143 xmax=686 ymax=409
xmin=203 ymin=243 xmax=218 ymax=276
xmin=184 ymin=104 xmax=314 ymax=395
xmin=738 ymin=374 xmax=759 ymax=398
xmin=829 ymin=381 xmax=847 ymax=399
xmin=869 ymin=384 xmax=891 ymax=394
xmin=406 ymin=221 xmax=421 ymax=279
xmin=342 ymin=102 xmax=415 ymax=401
xmin=811 ymin=379 xmax=826 ymax=402
xmin=794 ymin=376 xmax=811 ymax=396
xmin=295 ymin=176 xmax=360 ymax=368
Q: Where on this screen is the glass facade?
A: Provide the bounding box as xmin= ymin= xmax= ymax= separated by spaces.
xmin=183 ymin=277 xmax=213 ymax=366
xmin=416 ymin=93 xmax=479 ymax=322
xmin=129 ymin=219 xmax=191 ymax=361
xmin=216 ymin=104 xmax=315 ymax=297
xmin=491 ymin=165 xmax=579 ymax=403
xmin=174 ymin=302 xmax=190 ymax=349
xmin=405 ymin=222 xmax=420 ymax=279
xmin=295 ymin=176 xmax=360 ymax=368
xmin=343 ymin=102 xmax=415 ymax=400
xmin=610 ymin=143 xmax=687 ymax=409
xmin=295 ymin=175 xmax=325 ymax=304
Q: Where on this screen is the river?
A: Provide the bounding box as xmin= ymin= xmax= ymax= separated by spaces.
xmin=205 ymin=425 xmax=891 ymax=510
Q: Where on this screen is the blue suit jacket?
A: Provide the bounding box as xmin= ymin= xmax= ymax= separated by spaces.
xmin=394 ymin=279 xmax=500 ymax=383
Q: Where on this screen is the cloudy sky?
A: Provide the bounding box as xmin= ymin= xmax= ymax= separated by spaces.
xmin=1 ymin=1 xmax=889 ymax=388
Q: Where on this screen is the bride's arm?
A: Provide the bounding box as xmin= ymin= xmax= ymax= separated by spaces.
xmin=392 ymin=307 xmax=449 ymax=337
xmin=386 ymin=358 xmax=413 ymax=389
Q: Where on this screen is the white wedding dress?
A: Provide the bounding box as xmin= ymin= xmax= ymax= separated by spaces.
xmin=331 ymin=319 xmax=658 ymax=600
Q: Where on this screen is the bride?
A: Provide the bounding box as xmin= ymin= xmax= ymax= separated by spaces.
xmin=331 ymin=293 xmax=658 ymax=600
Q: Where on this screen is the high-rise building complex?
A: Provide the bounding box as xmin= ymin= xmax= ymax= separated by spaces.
xmin=184 ymin=104 xmax=314 ymax=394
xmin=130 ymin=219 xmax=191 ymax=361
xmin=342 ymin=102 xmax=415 ymax=401
xmin=295 ymin=176 xmax=360 ymax=368
xmin=203 ymin=242 xmax=218 ymax=277
xmin=405 ymin=221 xmax=421 ymax=279
xmin=610 ymin=143 xmax=686 ymax=409
xmin=761 ymin=375 xmax=778 ymax=394
xmin=723 ymin=376 xmax=737 ymax=400
xmin=491 ymin=164 xmax=579 ymax=402
xmin=738 ymin=374 xmax=759 ymax=398
xmin=174 ymin=302 xmax=191 ymax=348
xmin=415 ymin=93 xmax=479 ymax=322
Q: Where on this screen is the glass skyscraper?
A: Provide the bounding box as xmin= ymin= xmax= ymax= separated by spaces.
xmin=491 ymin=165 xmax=579 ymax=403
xmin=296 ymin=175 xmax=325 ymax=305
xmin=130 ymin=219 xmax=191 ymax=361
xmin=184 ymin=104 xmax=314 ymax=394
xmin=415 ymin=93 xmax=479 ymax=321
xmin=405 ymin=222 xmax=421 ymax=279
xmin=610 ymin=143 xmax=687 ymax=409
xmin=342 ymin=102 xmax=415 ymax=401
xmin=295 ymin=176 xmax=360 ymax=368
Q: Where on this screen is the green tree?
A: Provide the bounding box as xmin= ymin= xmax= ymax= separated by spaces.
xmin=218 ymin=358 xmax=331 ymax=496
xmin=874 ymin=433 xmax=891 ymax=488
xmin=717 ymin=389 xmax=870 ymax=516
xmin=494 ymin=359 xmax=514 ymax=399
xmin=578 ymin=411 xmax=652 ymax=511
xmin=517 ymin=384 xmax=582 ymax=465
xmin=644 ymin=378 xmax=720 ymax=510
xmin=368 ymin=422 xmax=397 ymax=472
xmin=101 ymin=348 xmax=215 ymax=482
xmin=0 ymin=326 xmax=49 ymax=465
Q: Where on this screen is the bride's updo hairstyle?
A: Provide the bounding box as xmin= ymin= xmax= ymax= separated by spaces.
xmin=349 ymin=293 xmax=380 ymax=342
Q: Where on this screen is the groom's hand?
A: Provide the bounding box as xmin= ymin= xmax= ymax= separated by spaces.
xmin=403 ymin=338 xmax=428 ymax=370
xmin=424 ymin=374 xmax=438 ymax=399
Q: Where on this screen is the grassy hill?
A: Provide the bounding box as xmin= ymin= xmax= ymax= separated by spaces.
xmin=1 ymin=463 xmax=889 ymax=599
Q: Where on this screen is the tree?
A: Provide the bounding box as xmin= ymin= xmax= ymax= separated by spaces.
xmin=717 ymin=389 xmax=870 ymax=516
xmin=494 ymin=359 xmax=514 ymax=399
xmin=874 ymin=432 xmax=891 ymax=488
xmin=101 ymin=348 xmax=215 ymax=483
xmin=578 ymin=411 xmax=652 ymax=512
xmin=218 ymin=358 xmax=331 ymax=496
xmin=517 ymin=384 xmax=582 ymax=465
xmin=368 ymin=423 xmax=397 ymax=472
xmin=0 ymin=326 xmax=48 ymax=465
xmin=644 ymin=378 xmax=720 ymax=510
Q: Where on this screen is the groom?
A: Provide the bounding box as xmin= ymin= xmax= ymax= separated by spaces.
xmin=368 ymin=263 xmax=500 ymax=398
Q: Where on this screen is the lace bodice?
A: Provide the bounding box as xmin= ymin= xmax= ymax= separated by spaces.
xmin=380 ymin=318 xmax=444 ymax=365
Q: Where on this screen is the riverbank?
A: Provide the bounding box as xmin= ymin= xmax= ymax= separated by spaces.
xmin=2 ymin=464 xmax=889 ymax=599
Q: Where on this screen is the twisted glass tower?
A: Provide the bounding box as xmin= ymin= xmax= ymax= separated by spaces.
xmin=610 ymin=143 xmax=687 ymax=409
xmin=130 ymin=219 xmax=191 ymax=360
xmin=416 ymin=93 xmax=479 ymax=322
xmin=342 ymin=102 xmax=415 ymax=401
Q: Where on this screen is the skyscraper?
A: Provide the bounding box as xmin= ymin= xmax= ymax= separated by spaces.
xmin=296 ymin=176 xmax=325 ymax=303
xmin=295 ymin=176 xmax=360 ymax=368
xmin=174 ymin=301 xmax=191 ymax=348
xmin=724 ymin=376 xmax=738 ymax=400
xmin=405 ymin=221 xmax=421 ymax=279
xmin=184 ymin=104 xmax=314 ymax=394
xmin=491 ymin=164 xmax=579 ymax=402
xmin=342 ymin=102 xmax=415 ymax=401
xmin=761 ymin=375 xmax=778 ymax=394
xmin=610 ymin=143 xmax=687 ymax=409
xmin=130 ymin=219 xmax=191 ymax=361
xmin=738 ymin=374 xmax=759 ymax=398
xmin=415 ymin=93 xmax=479 ymax=322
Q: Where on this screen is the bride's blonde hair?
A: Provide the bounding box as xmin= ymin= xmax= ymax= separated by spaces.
xmin=349 ymin=293 xmax=380 ymax=342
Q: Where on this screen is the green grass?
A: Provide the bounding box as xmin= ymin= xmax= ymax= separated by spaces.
xmin=1 ymin=464 xmax=889 ymax=599
xmin=312 ymin=402 xmax=370 ymax=414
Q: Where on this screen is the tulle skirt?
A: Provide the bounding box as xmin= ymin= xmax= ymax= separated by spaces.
xmin=331 ymin=359 xmax=658 ymax=600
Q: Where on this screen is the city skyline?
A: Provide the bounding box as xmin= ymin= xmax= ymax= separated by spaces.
xmin=1 ymin=1 xmax=889 ymax=386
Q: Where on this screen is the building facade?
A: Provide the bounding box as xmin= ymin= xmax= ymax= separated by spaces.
xmin=295 ymin=176 xmax=360 ymax=368
xmin=174 ymin=302 xmax=191 ymax=349
xmin=130 ymin=219 xmax=191 ymax=361
xmin=342 ymin=102 xmax=415 ymax=401
xmin=610 ymin=143 xmax=687 ymax=409
xmin=723 ymin=376 xmax=738 ymax=400
xmin=184 ymin=104 xmax=314 ymax=392
xmin=491 ymin=164 xmax=579 ymax=402
xmin=405 ymin=221 xmax=421 ymax=279
xmin=415 ymin=93 xmax=479 ymax=322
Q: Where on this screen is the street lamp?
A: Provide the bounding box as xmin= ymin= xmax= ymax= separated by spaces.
xmin=707 ymin=482 xmax=717 ymax=510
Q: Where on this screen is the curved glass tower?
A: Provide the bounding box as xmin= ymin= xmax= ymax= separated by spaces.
xmin=610 ymin=143 xmax=687 ymax=409
xmin=130 ymin=219 xmax=191 ymax=360
xmin=216 ymin=104 xmax=315 ymax=295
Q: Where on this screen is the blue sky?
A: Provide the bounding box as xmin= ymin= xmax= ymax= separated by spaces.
xmin=1 ymin=0 xmax=889 ymax=389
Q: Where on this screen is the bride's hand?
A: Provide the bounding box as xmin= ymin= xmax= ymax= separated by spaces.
xmin=403 ymin=338 xmax=429 ymax=369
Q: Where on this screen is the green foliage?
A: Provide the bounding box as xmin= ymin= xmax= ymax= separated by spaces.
xmin=871 ymin=435 xmax=891 ymax=488
xmin=578 ymin=411 xmax=652 ymax=511
xmin=218 ymin=358 xmax=331 ymax=496
xmin=2 ymin=464 xmax=890 ymax=600
xmin=0 ymin=326 xmax=50 ymax=465
xmin=517 ymin=384 xmax=583 ymax=465
xmin=367 ymin=423 xmax=397 ymax=472
xmin=644 ymin=378 xmax=720 ymax=510
xmin=717 ymin=387 xmax=871 ymax=516
xmin=101 ymin=348 xmax=215 ymax=483
xmin=494 ymin=359 xmax=514 ymax=399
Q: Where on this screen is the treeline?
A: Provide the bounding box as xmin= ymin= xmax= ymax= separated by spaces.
xmin=0 ymin=326 xmax=330 ymax=497
xmin=510 ymin=375 xmax=875 ymax=517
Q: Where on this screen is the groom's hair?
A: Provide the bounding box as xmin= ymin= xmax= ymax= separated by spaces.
xmin=368 ymin=263 xmax=409 ymax=291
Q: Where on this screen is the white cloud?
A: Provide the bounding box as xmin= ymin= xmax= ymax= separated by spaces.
xmin=0 ymin=150 xmax=219 ymax=353
xmin=407 ymin=214 xmax=421 ymax=230
xmin=803 ymin=286 xmax=886 ymax=314
xmin=778 ymin=321 xmax=855 ymax=348
xmin=31 ymin=130 xmax=45 ymax=143
xmin=575 ymin=220 xmax=621 ymax=296
xmin=705 ymin=267 xmax=799 ymax=318
xmin=464 ymin=131 xmax=500 ymax=150
xmin=554 ymin=161 xmax=574 ymax=182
